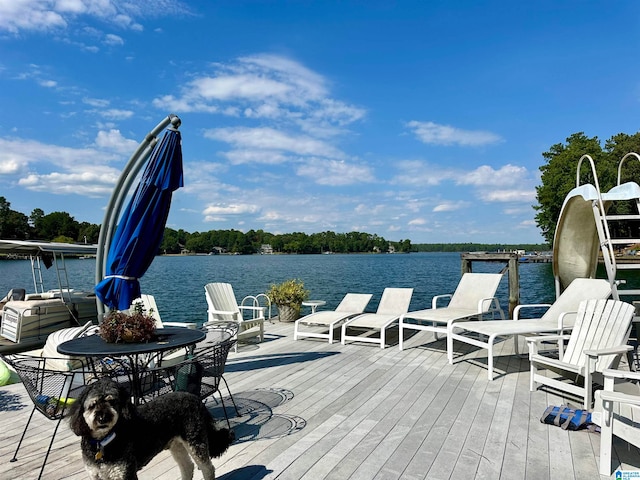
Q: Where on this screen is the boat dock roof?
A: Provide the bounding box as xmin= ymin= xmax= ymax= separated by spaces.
xmin=1 ymin=320 xmax=638 ymax=479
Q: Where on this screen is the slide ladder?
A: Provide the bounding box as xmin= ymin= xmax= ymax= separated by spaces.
xmin=598 ymin=152 xmax=640 ymax=299
xmin=553 ymin=153 xmax=640 ymax=301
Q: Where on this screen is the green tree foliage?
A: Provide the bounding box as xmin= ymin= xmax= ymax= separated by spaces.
xmin=34 ymin=211 xmax=80 ymax=241
xmin=0 ymin=197 xmax=32 ymax=239
xmin=534 ymin=131 xmax=640 ymax=244
xmin=77 ymin=222 xmax=101 ymax=244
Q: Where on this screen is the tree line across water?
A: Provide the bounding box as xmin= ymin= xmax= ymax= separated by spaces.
xmin=0 ymin=196 xmax=548 ymax=254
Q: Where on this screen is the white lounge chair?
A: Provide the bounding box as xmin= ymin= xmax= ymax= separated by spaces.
xmin=528 ymin=298 xmax=635 ymax=409
xmin=130 ymin=294 xmax=196 ymax=329
xmin=398 ymin=273 xmax=504 ymax=356
xmin=294 ymin=293 xmax=373 ymax=343
xmin=341 ymin=288 xmax=413 ymax=349
xmin=593 ymin=368 xmax=640 ymax=475
xmin=447 ymin=277 xmax=612 ymax=380
xmin=203 ymin=282 xmax=265 ymax=351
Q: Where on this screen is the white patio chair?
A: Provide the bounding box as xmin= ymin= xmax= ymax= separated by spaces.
xmin=294 ymin=293 xmax=373 ymax=343
xmin=593 ymin=368 xmax=640 ymax=475
xmin=341 ymin=288 xmax=413 ymax=349
xmin=528 ymin=298 xmax=635 ymax=409
xmin=447 ymin=277 xmax=612 ymax=380
xmin=203 ymin=282 xmax=265 ymax=351
xmin=398 ymin=272 xmax=504 ymax=356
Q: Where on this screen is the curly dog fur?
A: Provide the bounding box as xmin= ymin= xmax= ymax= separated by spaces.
xmin=68 ymin=377 xmax=234 ymax=480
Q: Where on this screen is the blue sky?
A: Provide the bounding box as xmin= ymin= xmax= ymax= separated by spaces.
xmin=1 ymin=1 xmax=639 ymax=244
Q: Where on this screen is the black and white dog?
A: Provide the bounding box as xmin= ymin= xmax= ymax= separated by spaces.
xmin=68 ymin=377 xmax=234 ymax=480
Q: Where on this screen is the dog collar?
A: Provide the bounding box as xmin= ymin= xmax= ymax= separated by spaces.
xmin=92 ymin=432 xmax=116 ymax=461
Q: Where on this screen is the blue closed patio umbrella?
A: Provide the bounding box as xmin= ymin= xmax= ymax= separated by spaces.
xmin=95 ymin=125 xmax=183 ymax=311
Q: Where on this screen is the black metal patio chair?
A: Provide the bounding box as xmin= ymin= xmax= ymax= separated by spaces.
xmin=3 ymin=354 xmax=97 ymax=480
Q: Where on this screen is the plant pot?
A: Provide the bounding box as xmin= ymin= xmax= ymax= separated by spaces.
xmin=277 ymin=304 xmax=300 ymax=322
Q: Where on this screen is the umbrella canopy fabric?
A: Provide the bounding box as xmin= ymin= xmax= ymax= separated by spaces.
xmin=95 ymin=128 xmax=183 ymax=310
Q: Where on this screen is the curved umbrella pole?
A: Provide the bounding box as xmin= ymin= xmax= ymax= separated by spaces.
xmin=95 ymin=114 xmax=182 ymax=320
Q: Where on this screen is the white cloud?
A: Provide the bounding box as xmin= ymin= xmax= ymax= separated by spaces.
xmin=206 ymin=127 xmax=344 ymax=159
xmin=480 ymin=189 xmax=537 ymax=203
xmin=94 ymin=129 xmax=138 ymax=155
xmin=104 ymin=33 xmax=124 ymax=46
xmin=0 ymin=0 xmax=190 ymax=35
xmin=203 ymin=203 xmax=260 ymax=218
xmin=297 ymin=159 xmax=375 ymax=186
xmin=98 ymin=109 xmax=135 ymax=120
xmin=433 ymin=201 xmax=469 ymax=212
xmin=17 ymin=168 xmax=117 ymax=196
xmin=0 ymin=158 xmax=21 ymax=174
xmin=83 ymin=97 xmax=110 ymax=108
xmin=391 ymin=160 xmax=456 ymax=186
xmin=459 ymin=164 xmax=528 ymax=187
xmin=407 ymin=121 xmax=503 ymax=147
xmin=0 ymin=137 xmax=119 ymax=169
xmin=221 ymin=149 xmax=290 ymax=165
xmin=154 ymin=54 xmax=365 ymax=134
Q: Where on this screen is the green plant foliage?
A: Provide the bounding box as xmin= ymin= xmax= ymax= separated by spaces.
xmin=267 ymin=279 xmax=310 ymax=312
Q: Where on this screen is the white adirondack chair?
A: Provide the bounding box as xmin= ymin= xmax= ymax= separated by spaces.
xmin=204 ymin=282 xmax=265 ymax=351
xmin=528 ymin=298 xmax=635 ymax=409
xmin=593 ymin=368 xmax=640 ymax=475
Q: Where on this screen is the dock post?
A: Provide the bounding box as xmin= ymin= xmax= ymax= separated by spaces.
xmin=460 ymin=252 xmax=520 ymax=318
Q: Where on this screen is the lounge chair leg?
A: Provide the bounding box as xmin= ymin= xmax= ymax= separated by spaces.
xmin=488 ymin=334 xmax=497 ymax=380
xmin=446 ymin=330 xmax=453 ymax=364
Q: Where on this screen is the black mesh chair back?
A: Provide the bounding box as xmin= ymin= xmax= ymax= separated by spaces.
xmin=184 ymin=321 xmax=240 ymax=427
xmin=3 ymin=354 xmax=95 ymax=480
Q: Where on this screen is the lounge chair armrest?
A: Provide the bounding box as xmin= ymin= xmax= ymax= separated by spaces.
xmin=557 ymin=311 xmax=577 ymax=329
xmin=432 ymin=294 xmax=452 ymax=309
xmin=526 ymin=333 xmax=567 ymax=344
xmin=513 ymin=303 xmax=552 ymax=320
xmin=477 ymin=296 xmax=500 ymax=312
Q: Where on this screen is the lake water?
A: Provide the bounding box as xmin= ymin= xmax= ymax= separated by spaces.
xmin=0 ymin=252 xmax=558 ymax=324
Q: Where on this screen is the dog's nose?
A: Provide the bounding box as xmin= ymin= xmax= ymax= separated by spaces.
xmin=96 ymin=411 xmax=112 ymax=424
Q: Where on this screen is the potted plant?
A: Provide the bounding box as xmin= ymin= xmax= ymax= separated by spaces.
xmin=267 ymin=279 xmax=310 ymax=322
xmin=99 ymin=302 xmax=157 ymax=343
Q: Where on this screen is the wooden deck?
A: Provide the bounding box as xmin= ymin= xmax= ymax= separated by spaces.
xmin=1 ymin=319 xmax=639 ymax=479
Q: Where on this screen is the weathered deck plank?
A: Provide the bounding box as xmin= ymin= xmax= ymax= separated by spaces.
xmin=1 ymin=320 xmax=639 ymax=480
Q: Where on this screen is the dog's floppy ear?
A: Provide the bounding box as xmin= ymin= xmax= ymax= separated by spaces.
xmin=117 ymin=383 xmax=136 ymax=421
xmin=68 ymin=383 xmax=92 ymax=437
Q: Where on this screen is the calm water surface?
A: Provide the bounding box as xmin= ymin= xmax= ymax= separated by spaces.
xmin=0 ymin=252 xmax=557 ymax=324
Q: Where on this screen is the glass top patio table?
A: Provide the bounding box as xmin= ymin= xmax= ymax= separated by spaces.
xmin=57 ymin=327 xmax=205 ymax=357
xmin=57 ymin=327 xmax=206 ymax=403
